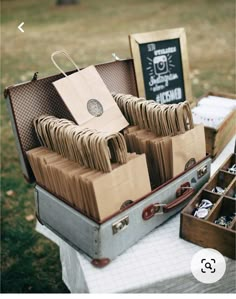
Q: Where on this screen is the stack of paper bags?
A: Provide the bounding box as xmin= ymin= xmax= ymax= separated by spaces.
xmin=27 ymin=147 xmax=151 ymax=221
xmin=113 ymin=93 xmax=206 ymax=188
xmin=33 ymin=115 xmax=128 ymax=172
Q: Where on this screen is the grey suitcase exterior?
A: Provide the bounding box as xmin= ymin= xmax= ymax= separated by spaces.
xmin=5 ymin=58 xmax=211 ymax=267
xmin=35 ymin=156 xmax=210 ymax=266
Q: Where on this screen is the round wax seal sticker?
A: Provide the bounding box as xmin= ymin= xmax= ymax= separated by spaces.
xmin=87 ymin=99 xmax=103 ymax=117
xmin=195 ymin=208 xmax=209 ymax=219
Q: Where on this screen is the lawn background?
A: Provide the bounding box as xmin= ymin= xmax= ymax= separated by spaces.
xmin=1 ymin=0 xmax=235 ymax=293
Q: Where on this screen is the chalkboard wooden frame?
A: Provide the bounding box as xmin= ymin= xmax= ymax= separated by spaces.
xmin=129 ymin=28 xmax=192 ymax=104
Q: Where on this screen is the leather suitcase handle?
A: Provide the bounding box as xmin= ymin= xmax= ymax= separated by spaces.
xmin=142 ymin=182 xmax=194 ymax=220
xmin=163 ymin=186 xmax=194 ymax=213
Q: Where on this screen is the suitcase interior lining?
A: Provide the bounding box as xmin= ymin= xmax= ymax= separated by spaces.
xmin=5 ymin=59 xmax=137 ymax=182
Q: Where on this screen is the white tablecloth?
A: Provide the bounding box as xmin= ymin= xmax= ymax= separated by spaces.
xmin=36 ymin=138 xmax=236 ymax=293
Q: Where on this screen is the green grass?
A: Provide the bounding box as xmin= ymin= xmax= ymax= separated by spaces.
xmin=1 ymin=0 xmax=235 ymax=293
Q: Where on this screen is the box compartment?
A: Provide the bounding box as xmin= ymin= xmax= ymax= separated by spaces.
xmin=221 ymin=153 xmax=236 ymax=174
xmin=204 ymin=171 xmax=234 ymax=194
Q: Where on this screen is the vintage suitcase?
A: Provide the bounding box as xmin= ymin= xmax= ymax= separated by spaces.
xmin=5 ymin=58 xmax=211 ymax=267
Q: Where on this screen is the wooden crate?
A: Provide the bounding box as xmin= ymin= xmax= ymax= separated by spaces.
xmin=180 ymin=153 xmax=236 ymax=259
xmin=197 ymin=91 xmax=236 ymax=159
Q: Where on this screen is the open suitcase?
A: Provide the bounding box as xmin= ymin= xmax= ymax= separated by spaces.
xmin=5 ymin=58 xmax=211 ymax=267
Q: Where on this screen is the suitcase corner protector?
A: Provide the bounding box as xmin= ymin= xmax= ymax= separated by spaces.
xmin=91 ymin=258 xmax=111 ymax=268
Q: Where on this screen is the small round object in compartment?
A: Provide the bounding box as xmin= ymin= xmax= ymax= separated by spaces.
xmin=228 ymin=164 xmax=236 ymax=174
xmin=211 ymin=186 xmax=225 ymax=194
xmin=199 ymin=199 xmax=214 ymax=209
xmin=214 ymin=215 xmax=235 ymax=228
xmin=194 ymin=208 xmax=209 ymax=219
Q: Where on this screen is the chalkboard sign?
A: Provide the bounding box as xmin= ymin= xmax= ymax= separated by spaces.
xmin=129 ymin=28 xmax=192 ymax=104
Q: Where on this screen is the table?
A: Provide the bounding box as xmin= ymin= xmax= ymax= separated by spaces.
xmin=36 ymin=138 xmax=236 ymax=293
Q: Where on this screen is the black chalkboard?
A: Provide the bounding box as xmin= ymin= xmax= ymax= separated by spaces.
xmin=139 ymin=38 xmax=185 ymax=104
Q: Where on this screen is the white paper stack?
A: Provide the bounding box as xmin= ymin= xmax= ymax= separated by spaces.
xmin=192 ymin=95 xmax=236 ymax=129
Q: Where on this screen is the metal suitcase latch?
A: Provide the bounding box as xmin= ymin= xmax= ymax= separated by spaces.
xmin=112 ymin=216 xmax=129 ymax=234
xmin=197 ymin=164 xmax=208 ymax=178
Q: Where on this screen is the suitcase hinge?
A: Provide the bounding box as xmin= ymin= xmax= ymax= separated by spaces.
xmin=112 ymin=53 xmax=121 ymax=61
xmin=31 ymin=72 xmax=38 ymax=81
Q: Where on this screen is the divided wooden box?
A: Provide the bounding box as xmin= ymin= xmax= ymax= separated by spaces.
xmin=197 ymin=91 xmax=236 ymax=160
xmin=180 ymin=153 xmax=236 ymax=259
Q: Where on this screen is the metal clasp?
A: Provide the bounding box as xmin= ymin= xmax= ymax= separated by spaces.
xmin=112 ymin=215 xmax=129 ymax=234
xmin=197 ymin=164 xmax=207 ymax=178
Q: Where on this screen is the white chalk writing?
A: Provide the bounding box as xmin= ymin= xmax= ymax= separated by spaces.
xmin=149 ymin=73 xmax=178 ymax=88
xmin=147 ymin=43 xmax=156 ymax=52
xmin=156 ymin=88 xmax=182 ymax=103
xmin=154 ymin=47 xmax=176 ymax=56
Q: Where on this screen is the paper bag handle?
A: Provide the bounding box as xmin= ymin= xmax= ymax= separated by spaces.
xmin=51 ymin=50 xmax=80 ymax=77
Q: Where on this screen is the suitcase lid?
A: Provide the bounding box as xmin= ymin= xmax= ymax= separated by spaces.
xmin=4 ymin=58 xmax=138 ymax=182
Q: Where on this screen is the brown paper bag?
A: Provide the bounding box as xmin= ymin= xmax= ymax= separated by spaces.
xmin=51 ymin=50 xmax=128 ymax=133
xmin=171 ymin=124 xmax=206 ymax=176
xmin=86 ymin=153 xmax=151 ymax=221
xmin=27 ymin=147 xmax=151 ymax=221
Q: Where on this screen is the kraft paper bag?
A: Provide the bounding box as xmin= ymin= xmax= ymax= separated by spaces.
xmin=85 ymin=153 xmax=151 ymax=221
xmin=27 ymin=146 xmax=151 ymax=222
xmin=171 ymin=124 xmax=206 ymax=176
xmin=51 ymin=50 xmax=128 ymax=133
xmin=33 ymin=115 xmax=129 ymax=173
